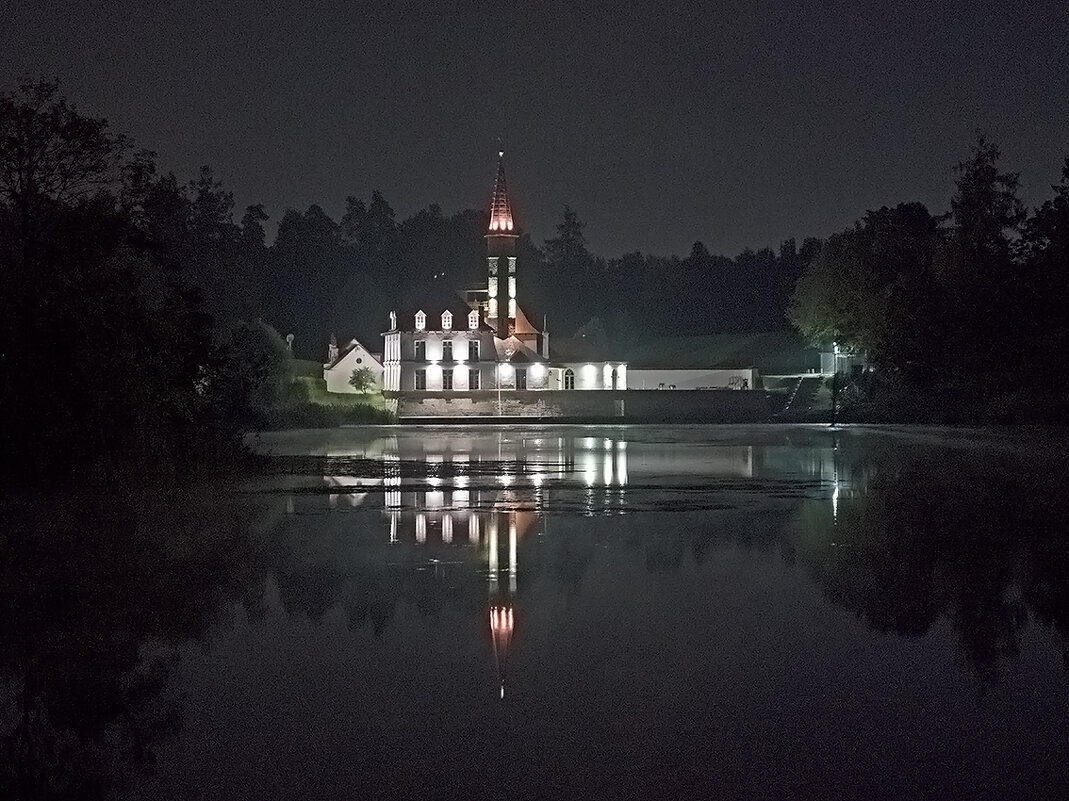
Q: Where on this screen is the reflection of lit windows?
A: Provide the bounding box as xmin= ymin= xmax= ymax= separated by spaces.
xmin=415 ymin=340 xmax=426 ymax=360
xmin=416 ymin=513 xmax=427 ymax=543
xmin=390 ymin=512 xmax=398 ymax=543
xmin=469 ymin=514 xmax=480 ymax=544
xmin=443 ymin=514 xmax=453 ymax=544
xmin=583 ymin=452 xmax=598 ymax=486
xmin=469 ymin=369 xmax=480 ymax=390
xmin=415 ymin=370 xmax=427 ymax=390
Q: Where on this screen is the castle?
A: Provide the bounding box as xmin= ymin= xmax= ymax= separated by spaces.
xmin=379 ymin=151 xmax=625 ymax=417
xmin=324 ymin=152 xmax=769 ymax=421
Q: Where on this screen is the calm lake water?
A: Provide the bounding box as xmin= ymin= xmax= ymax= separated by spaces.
xmin=5 ymin=425 xmax=1069 ymax=800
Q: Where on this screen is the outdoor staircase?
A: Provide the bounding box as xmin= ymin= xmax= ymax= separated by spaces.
xmin=781 ymin=375 xmax=823 ymax=419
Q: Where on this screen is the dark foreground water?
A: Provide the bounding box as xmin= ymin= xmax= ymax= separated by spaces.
xmin=5 ymin=425 xmax=1069 ymax=800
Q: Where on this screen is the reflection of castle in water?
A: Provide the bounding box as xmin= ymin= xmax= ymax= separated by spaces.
xmin=314 ymin=430 xmax=860 ymax=696
xmin=320 ymin=432 xmax=633 ymax=698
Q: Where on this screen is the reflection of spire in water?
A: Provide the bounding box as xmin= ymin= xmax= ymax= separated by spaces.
xmin=488 ymin=517 xmax=499 ymax=593
xmin=509 ymin=516 xmax=517 ymax=594
xmin=490 ymin=605 xmax=514 ymax=699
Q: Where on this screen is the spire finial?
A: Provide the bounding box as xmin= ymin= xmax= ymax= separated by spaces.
xmin=488 ymin=147 xmax=514 ymax=233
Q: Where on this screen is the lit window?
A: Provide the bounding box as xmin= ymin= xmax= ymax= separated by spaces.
xmin=443 ymin=369 xmax=453 ymax=391
xmin=415 ymin=369 xmax=427 ymax=390
xmin=468 ymin=340 xmax=479 ymax=361
xmin=442 ymin=340 xmax=453 ymax=362
xmin=468 ymin=310 xmax=479 ymax=329
xmin=415 ymin=310 xmax=426 ymax=331
xmin=415 ymin=340 xmax=426 ymax=360
xmin=564 ymin=368 xmax=575 ymax=390
xmin=442 ymin=311 xmax=453 ymax=330
xmin=469 ymin=368 xmax=480 ymax=390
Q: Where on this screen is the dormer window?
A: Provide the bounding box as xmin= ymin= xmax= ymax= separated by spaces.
xmin=415 ymin=310 xmax=426 ymax=331
xmin=442 ymin=310 xmax=453 ymax=330
xmin=468 ymin=309 xmax=479 ymax=329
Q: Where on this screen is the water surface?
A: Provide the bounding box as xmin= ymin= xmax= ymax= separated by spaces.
xmin=5 ymin=425 xmax=1069 ymax=800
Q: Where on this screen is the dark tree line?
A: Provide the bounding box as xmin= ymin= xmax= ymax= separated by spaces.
xmin=0 ymin=82 xmax=298 ymax=477
xmin=6 ymin=80 xmax=1067 ymax=476
xmin=789 ymin=135 xmax=1069 ymax=408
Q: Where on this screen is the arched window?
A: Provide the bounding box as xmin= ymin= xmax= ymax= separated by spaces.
xmin=415 ymin=310 xmax=426 ymax=331
xmin=442 ymin=310 xmax=453 ymax=330
xmin=564 ymin=368 xmax=575 ymax=390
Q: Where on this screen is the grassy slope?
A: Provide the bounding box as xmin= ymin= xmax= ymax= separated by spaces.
xmin=294 ymin=376 xmax=388 ymax=410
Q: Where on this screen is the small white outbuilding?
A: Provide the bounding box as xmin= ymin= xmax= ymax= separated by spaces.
xmin=323 ymin=335 xmax=384 ymax=394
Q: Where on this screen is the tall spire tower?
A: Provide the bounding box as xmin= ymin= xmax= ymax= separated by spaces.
xmin=486 ymin=150 xmax=518 ymax=334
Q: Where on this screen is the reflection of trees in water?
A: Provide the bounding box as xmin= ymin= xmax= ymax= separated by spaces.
xmin=0 ymin=487 xmax=275 ymax=800
xmin=791 ymin=451 xmax=1069 ymax=681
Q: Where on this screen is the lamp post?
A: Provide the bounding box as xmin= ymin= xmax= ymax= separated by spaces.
xmin=497 ymin=362 xmax=502 ymax=417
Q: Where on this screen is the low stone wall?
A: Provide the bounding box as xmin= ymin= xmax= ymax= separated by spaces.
xmin=392 ymin=390 xmax=771 ymax=422
xmin=623 ymin=390 xmax=771 ymax=422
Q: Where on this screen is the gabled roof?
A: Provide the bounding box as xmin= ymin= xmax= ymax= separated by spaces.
xmin=487 ymin=151 xmax=515 ymax=233
xmin=326 ymin=338 xmax=381 ymax=370
xmin=512 ymin=305 xmax=539 ymax=335
xmin=391 ymin=279 xmax=494 ymax=332
xmin=493 ymin=336 xmax=542 ymax=363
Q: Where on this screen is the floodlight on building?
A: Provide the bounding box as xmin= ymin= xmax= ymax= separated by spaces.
xmin=498 ymin=363 xmax=513 ymax=377
xmin=531 ymin=363 xmax=546 ymax=379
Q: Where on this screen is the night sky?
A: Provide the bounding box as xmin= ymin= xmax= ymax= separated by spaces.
xmin=4 ymin=0 xmax=1068 ymax=256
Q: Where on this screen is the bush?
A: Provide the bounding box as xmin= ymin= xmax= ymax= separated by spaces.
xmin=262 ymin=402 xmax=394 ymax=429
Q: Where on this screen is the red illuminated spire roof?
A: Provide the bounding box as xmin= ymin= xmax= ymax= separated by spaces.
xmin=488 ymin=151 xmax=515 ymax=233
